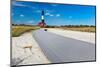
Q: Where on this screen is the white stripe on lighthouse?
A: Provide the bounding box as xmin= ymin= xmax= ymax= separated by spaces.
xmin=42 ymin=15 xmax=44 ymax=20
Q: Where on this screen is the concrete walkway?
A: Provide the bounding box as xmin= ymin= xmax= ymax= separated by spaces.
xmin=33 ymin=29 xmax=95 ymax=63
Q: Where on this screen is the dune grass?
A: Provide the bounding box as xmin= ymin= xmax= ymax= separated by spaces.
xmin=12 ymin=25 xmax=40 ymax=37
xmin=60 ymin=27 xmax=95 ymax=32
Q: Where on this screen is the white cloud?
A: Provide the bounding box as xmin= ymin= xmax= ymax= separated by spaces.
xmin=45 ymin=12 xmax=54 ymax=17
xmin=12 ymin=1 xmax=27 ymax=7
xmin=12 ymin=1 xmax=37 ymax=9
xmin=45 ymin=13 xmax=50 ymax=15
xmin=50 ymin=14 xmax=54 ymax=17
xmin=56 ymin=14 xmax=60 ymax=17
xmin=46 ymin=13 xmax=60 ymax=17
xmin=20 ymin=14 xmax=24 ymax=17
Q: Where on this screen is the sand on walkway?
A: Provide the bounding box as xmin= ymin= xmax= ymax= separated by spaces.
xmin=47 ymin=28 xmax=95 ymax=44
xmin=12 ymin=31 xmax=50 ymax=66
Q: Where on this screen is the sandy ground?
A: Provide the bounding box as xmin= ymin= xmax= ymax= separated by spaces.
xmin=12 ymin=32 xmax=50 ymax=66
xmin=47 ymin=28 xmax=95 ymax=44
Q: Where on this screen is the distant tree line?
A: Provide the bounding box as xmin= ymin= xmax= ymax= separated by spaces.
xmin=60 ymin=25 xmax=95 ymax=27
xmin=12 ymin=24 xmax=95 ymax=28
xmin=45 ymin=25 xmax=59 ymax=28
xmin=12 ymin=24 xmax=38 ymax=27
xmin=45 ymin=25 xmax=95 ymax=28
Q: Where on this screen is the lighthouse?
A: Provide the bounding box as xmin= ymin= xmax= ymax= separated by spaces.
xmin=38 ymin=10 xmax=46 ymax=27
xmin=41 ymin=10 xmax=44 ymax=23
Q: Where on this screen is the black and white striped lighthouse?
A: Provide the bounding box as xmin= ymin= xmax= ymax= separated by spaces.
xmin=38 ymin=10 xmax=46 ymax=27
xmin=41 ymin=10 xmax=45 ymax=23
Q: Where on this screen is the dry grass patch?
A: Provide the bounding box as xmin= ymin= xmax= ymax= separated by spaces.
xmin=12 ymin=26 xmax=40 ymax=37
xmin=60 ymin=27 xmax=95 ymax=32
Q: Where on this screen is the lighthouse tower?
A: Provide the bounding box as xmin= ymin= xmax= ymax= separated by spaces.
xmin=38 ymin=10 xmax=46 ymax=27
xmin=41 ymin=10 xmax=44 ymax=23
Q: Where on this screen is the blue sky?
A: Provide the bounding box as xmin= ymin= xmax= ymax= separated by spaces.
xmin=12 ymin=1 xmax=96 ymax=26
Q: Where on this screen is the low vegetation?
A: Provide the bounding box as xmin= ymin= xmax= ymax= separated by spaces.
xmin=12 ymin=25 xmax=40 ymax=37
xmin=45 ymin=25 xmax=95 ymax=32
xmin=60 ymin=27 xmax=95 ymax=32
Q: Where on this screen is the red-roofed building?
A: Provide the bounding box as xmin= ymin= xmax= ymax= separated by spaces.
xmin=38 ymin=22 xmax=46 ymax=27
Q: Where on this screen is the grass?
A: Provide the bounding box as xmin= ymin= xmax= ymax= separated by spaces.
xmin=45 ymin=25 xmax=95 ymax=32
xmin=12 ymin=25 xmax=40 ymax=37
xmin=60 ymin=27 xmax=95 ymax=32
